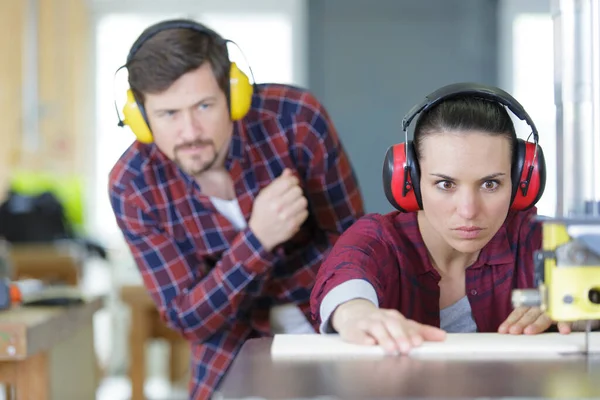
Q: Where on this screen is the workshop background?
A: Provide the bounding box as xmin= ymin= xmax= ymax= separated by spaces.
xmin=0 ymin=0 xmax=598 ymax=399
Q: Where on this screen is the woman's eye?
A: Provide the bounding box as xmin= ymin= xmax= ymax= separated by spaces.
xmin=436 ymin=181 xmax=455 ymax=190
xmin=482 ymin=180 xmax=500 ymax=190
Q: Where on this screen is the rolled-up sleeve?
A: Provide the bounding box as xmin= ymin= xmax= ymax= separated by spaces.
xmin=319 ymin=279 xmax=379 ymax=333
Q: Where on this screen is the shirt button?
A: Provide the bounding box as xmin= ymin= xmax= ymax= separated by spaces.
xmin=470 ymin=289 xmax=478 ymax=295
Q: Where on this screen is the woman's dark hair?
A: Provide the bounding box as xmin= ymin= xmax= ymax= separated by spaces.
xmin=127 ymin=27 xmax=230 ymax=104
xmin=413 ymin=96 xmax=517 ymax=161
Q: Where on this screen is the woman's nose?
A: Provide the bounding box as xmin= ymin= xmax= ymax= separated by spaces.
xmin=456 ymin=190 xmax=479 ymax=219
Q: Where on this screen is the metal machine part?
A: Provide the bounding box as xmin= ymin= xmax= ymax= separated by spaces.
xmin=514 ymin=0 xmax=600 ymax=356
xmin=555 ymin=238 xmax=600 ymax=266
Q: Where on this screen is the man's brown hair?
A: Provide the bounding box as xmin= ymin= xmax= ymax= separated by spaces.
xmin=127 ymin=24 xmax=230 ymax=105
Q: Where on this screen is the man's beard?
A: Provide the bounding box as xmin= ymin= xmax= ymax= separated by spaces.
xmin=174 ymin=139 xmax=218 ymax=177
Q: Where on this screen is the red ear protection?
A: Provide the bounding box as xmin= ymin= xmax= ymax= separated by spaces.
xmin=510 ymin=139 xmax=546 ymax=211
xmin=382 ymin=83 xmax=546 ymax=212
xmin=383 ymin=142 xmax=422 ymax=212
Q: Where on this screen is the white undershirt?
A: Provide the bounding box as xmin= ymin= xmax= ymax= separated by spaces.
xmin=209 ymin=196 xmax=315 ymax=334
xmin=209 ymin=196 xmax=247 ymax=231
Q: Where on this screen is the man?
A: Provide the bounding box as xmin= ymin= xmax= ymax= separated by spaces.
xmin=109 ymin=19 xmax=364 ymax=399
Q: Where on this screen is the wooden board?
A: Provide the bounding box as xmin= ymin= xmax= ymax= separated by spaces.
xmin=271 ymin=332 xmax=600 ymax=360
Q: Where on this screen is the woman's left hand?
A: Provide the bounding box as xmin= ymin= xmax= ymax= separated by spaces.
xmin=498 ymin=306 xmax=572 ymax=335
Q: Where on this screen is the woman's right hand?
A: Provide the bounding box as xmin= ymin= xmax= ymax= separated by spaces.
xmin=331 ymin=298 xmax=447 ymax=355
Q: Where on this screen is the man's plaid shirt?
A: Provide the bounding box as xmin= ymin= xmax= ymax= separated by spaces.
xmin=109 ymin=84 xmax=364 ymax=399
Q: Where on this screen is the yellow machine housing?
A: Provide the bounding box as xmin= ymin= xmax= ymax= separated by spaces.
xmin=534 ymin=220 xmax=600 ymax=322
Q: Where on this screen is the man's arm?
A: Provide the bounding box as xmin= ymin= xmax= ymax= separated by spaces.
xmin=264 ymin=92 xmax=365 ymax=302
xmin=299 ymin=92 xmax=364 ymax=242
xmin=111 ymin=189 xmax=277 ymax=342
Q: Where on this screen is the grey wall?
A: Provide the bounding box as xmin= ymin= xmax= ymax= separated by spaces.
xmin=308 ymin=0 xmax=499 ymax=214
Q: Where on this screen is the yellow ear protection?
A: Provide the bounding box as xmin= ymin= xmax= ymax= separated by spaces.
xmin=114 ymin=19 xmax=256 ymax=143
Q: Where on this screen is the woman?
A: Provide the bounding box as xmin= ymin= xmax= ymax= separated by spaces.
xmin=310 ymin=83 xmax=587 ymax=355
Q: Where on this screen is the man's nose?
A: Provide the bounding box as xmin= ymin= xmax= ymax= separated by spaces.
xmin=179 ymin=110 xmax=201 ymax=140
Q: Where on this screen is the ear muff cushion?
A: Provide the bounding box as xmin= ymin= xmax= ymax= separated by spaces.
xmin=229 ymin=62 xmax=253 ymax=121
xmin=531 ymin=144 xmax=546 ymax=205
xmin=406 ymin=142 xmax=422 ymax=210
xmin=383 ymin=145 xmax=403 ymax=211
xmin=510 ymin=139 xmax=546 ymax=210
xmin=382 ymin=142 xmax=422 ymax=212
xmin=510 ymin=139 xmax=526 ymax=205
xmin=122 ymin=89 xmax=153 ymax=143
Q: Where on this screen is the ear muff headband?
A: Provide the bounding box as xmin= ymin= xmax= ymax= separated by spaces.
xmin=401 ymin=83 xmax=539 ymax=144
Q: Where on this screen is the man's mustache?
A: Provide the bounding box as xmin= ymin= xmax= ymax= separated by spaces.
xmin=174 ymin=139 xmax=215 ymax=152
